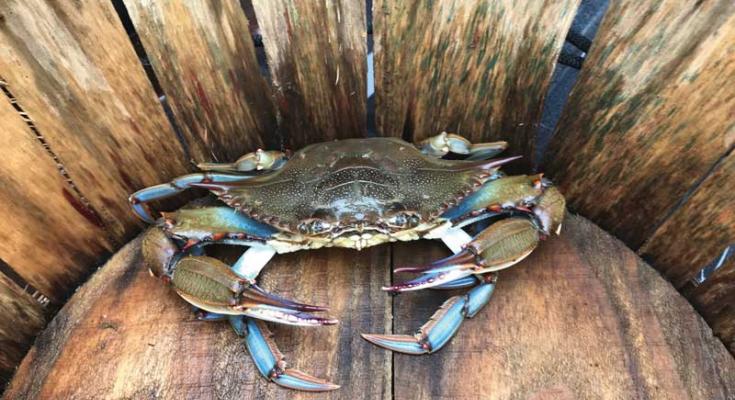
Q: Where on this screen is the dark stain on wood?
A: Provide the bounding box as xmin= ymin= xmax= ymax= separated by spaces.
xmin=61 ymin=188 xmax=105 ymax=229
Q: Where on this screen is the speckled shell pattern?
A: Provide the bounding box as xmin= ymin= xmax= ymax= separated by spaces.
xmin=209 ymin=138 xmax=496 ymax=233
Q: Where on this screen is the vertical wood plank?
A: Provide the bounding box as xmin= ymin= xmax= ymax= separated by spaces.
xmin=252 ymin=0 xmax=367 ymax=149
xmin=0 ymin=272 xmax=45 ymax=386
xmin=545 ymin=1 xmax=735 ymax=248
xmin=0 ymin=94 xmax=113 ymax=301
xmin=123 ymin=0 xmax=278 ymax=162
xmin=374 ymin=0 xmax=579 ymax=167
xmin=639 ymin=153 xmax=734 ymax=351
xmin=0 ymin=0 xmax=190 ymax=240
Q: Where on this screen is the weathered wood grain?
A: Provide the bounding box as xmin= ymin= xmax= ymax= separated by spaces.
xmin=544 ymin=1 xmax=735 ymax=248
xmin=5 ymin=238 xmax=392 ymax=399
xmin=123 ymin=0 xmax=278 ymax=162
xmin=0 ymin=272 xmax=45 ymax=387
xmin=374 ymin=0 xmax=579 ymax=167
xmin=640 ymin=153 xmax=734 ymax=352
xmin=0 ymin=95 xmax=113 ymax=301
xmin=0 ymin=0 xmax=190 ymax=240
xmin=392 ymin=215 xmax=735 ymax=399
xmin=252 ymin=0 xmax=367 ymax=149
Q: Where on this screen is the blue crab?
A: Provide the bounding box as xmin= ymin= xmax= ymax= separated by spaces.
xmin=130 ymin=132 xmax=565 ymax=391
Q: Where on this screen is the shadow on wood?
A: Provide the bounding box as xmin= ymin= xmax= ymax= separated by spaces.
xmin=5 ymin=216 xmax=735 ymax=399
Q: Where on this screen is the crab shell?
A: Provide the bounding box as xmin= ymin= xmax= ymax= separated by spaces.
xmin=189 ymin=137 xmax=515 ymax=251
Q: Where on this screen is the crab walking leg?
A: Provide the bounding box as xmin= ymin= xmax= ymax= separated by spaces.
xmin=129 ymin=173 xmax=257 ymax=222
xmin=193 ymin=309 xmax=230 ymax=321
xmin=198 ymin=149 xmax=288 ymax=172
xmin=162 ymin=207 xmax=278 ymax=247
xmin=439 ymin=226 xmax=473 ymax=253
xmin=362 ymin=275 xmax=496 ymax=354
xmin=417 ymin=131 xmax=508 ymax=160
xmin=231 ymin=245 xmax=277 ymax=281
xmin=229 ymin=317 xmax=340 ymax=391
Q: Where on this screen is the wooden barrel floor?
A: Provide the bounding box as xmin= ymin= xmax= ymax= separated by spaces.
xmin=5 ymin=215 xmax=735 ymax=399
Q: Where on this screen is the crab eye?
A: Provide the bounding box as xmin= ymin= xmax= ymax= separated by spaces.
xmin=388 ymin=212 xmax=420 ymax=228
xmin=392 ymin=214 xmax=407 ymax=226
xmin=407 ymin=214 xmax=420 ymax=227
xmin=298 ymin=219 xmax=331 ymax=235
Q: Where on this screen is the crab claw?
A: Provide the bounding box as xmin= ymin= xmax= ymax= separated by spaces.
xmin=393 ymin=250 xmax=476 ymax=273
xmin=230 ymin=318 xmax=340 ymax=391
xmin=385 ymin=251 xmax=478 ymax=292
xmin=171 ymin=256 xmax=337 ymax=326
xmin=383 ymin=268 xmax=476 ymax=293
xmin=246 ymin=284 xmax=328 ymax=313
xmin=387 ymin=217 xmax=540 ymax=294
xmin=242 ymin=305 xmax=338 ymax=326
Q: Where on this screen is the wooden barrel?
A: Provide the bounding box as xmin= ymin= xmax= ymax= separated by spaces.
xmin=1 ymin=0 xmax=734 ymax=397
xmin=6 ymin=215 xmax=735 ymax=399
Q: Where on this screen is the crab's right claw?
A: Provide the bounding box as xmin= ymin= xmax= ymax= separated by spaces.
xmin=230 ymin=318 xmax=340 ymax=391
xmin=171 ymin=256 xmax=338 ymax=326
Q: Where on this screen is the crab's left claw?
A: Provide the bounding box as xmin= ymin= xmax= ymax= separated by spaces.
xmin=387 ymin=250 xmax=478 ymax=292
xmin=230 ymin=317 xmax=340 ymax=391
xmin=363 ymin=281 xmax=495 ymax=354
xmin=385 ymin=217 xmax=541 ymax=293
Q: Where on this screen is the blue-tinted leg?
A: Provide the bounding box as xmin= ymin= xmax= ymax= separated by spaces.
xmin=362 ymin=275 xmax=496 ymax=355
xmin=431 ymin=275 xmax=479 ymax=289
xmin=228 ymin=317 xmax=339 ymax=391
xmin=129 ymin=173 xmax=256 ymax=222
xmin=193 ymin=309 xmax=228 ymax=321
